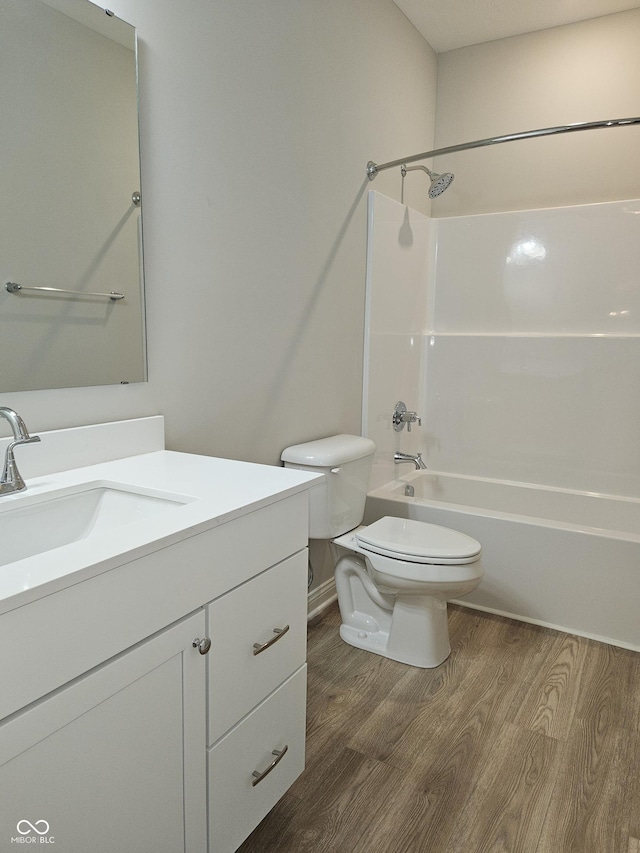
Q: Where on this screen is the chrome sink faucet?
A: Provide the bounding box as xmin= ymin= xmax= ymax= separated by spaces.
xmin=394 ymin=452 xmax=427 ymax=470
xmin=0 ymin=407 xmax=41 ymax=494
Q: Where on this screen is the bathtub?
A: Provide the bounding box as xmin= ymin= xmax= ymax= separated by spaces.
xmin=365 ymin=470 xmax=640 ymax=650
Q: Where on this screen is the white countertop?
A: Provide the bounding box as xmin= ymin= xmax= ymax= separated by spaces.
xmin=0 ymin=450 xmax=321 ymax=615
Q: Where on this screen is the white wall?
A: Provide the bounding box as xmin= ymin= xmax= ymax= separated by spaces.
xmin=0 ymin=0 xmax=437 ymax=470
xmin=434 ymin=9 xmax=640 ymax=216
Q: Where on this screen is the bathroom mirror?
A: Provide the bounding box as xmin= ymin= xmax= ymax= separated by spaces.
xmin=0 ymin=0 xmax=146 ymax=391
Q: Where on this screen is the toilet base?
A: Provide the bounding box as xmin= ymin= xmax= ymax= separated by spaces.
xmin=334 ymin=552 xmax=454 ymax=668
xmin=339 ymin=592 xmax=452 ymax=669
xmin=340 ymin=595 xmax=451 ymax=669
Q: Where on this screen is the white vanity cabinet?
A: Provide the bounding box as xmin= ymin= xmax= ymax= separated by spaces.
xmin=0 ymin=462 xmax=315 ymax=853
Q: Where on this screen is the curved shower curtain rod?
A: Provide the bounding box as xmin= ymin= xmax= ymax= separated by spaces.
xmin=366 ymin=116 xmax=640 ymax=180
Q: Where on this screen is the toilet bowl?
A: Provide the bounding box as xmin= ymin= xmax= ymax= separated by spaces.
xmin=333 ymin=516 xmax=482 ymax=667
xmin=281 ymin=435 xmax=483 ymax=669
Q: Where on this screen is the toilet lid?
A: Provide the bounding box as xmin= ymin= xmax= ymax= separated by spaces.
xmin=355 ymin=516 xmax=481 ymax=563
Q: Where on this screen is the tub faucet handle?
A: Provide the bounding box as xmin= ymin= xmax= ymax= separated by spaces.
xmin=393 ymin=401 xmax=422 ymax=432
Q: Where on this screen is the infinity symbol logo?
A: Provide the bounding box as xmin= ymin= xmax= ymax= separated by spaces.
xmin=17 ymin=820 xmax=50 ymax=836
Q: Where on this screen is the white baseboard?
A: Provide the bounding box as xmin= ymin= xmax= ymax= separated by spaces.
xmin=452 ymin=599 xmax=640 ymax=653
xmin=305 ymin=584 xmax=640 ymax=652
xmin=307 ymin=577 xmax=337 ymax=621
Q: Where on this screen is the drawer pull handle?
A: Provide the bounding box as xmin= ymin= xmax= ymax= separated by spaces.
xmin=251 ymin=745 xmax=288 ymax=787
xmin=252 ymin=625 xmax=290 ymax=656
xmin=192 ymin=637 xmax=211 ymax=655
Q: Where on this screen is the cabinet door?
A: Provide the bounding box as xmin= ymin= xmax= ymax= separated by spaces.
xmin=0 ymin=611 xmax=207 ymax=853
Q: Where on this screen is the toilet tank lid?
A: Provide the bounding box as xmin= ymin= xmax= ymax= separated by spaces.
xmin=281 ymin=434 xmax=376 ymax=467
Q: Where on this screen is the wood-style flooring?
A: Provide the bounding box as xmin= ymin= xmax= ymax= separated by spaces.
xmin=239 ymin=602 xmax=640 ymax=853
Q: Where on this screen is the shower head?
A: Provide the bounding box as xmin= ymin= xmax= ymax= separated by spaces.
xmin=427 ymin=170 xmax=454 ymax=197
xmin=401 ymin=164 xmax=454 ymax=199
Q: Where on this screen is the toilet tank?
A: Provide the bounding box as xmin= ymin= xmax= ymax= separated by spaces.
xmin=281 ymin=434 xmax=376 ymax=539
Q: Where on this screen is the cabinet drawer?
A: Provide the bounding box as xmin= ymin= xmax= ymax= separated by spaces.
xmin=208 ymin=665 xmax=306 ymax=853
xmin=207 ymin=550 xmax=307 ymax=744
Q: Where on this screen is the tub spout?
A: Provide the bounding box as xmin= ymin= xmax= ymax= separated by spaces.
xmin=394 ymin=452 xmax=427 ymax=470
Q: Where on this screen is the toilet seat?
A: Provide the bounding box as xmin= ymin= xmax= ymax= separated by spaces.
xmin=355 ymin=516 xmax=481 ymax=565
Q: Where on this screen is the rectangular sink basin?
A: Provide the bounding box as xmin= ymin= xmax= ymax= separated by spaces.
xmin=0 ymin=482 xmax=192 ymax=567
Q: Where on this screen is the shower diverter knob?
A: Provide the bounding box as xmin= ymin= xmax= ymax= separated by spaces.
xmin=392 ymin=401 xmax=422 ymax=432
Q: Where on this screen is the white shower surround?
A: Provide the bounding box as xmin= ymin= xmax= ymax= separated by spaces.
xmin=363 ymin=190 xmax=640 ymax=646
xmin=364 ymin=190 xmax=640 ymax=496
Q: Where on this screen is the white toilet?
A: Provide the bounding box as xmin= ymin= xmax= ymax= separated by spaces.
xmin=282 ymin=434 xmax=483 ymax=668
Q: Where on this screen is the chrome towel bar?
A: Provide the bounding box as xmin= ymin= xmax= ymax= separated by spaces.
xmin=5 ymin=282 xmax=124 ymax=301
